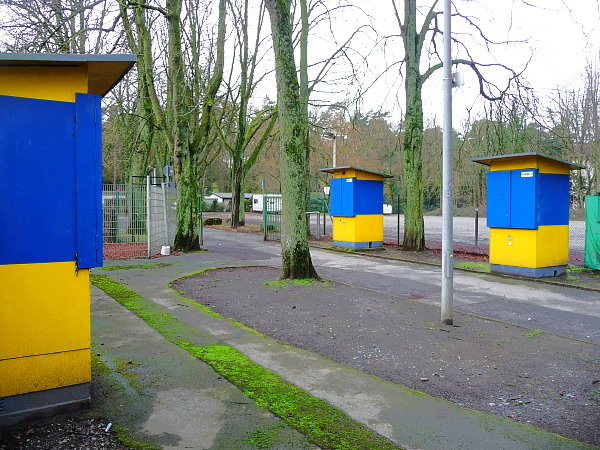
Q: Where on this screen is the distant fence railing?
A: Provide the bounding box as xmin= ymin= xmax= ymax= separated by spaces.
xmin=382 ymin=210 xmax=587 ymax=265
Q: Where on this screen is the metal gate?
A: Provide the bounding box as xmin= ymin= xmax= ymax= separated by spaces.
xmin=102 ymin=176 xmax=174 ymax=259
xmin=262 ymin=195 xmax=322 ymax=241
xmin=263 ymin=195 xmax=282 ymax=241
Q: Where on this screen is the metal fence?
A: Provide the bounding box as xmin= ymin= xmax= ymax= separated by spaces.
xmin=263 ymin=195 xmax=282 ymax=241
xmin=261 ymin=195 xmax=323 ymax=241
xmin=102 ymin=177 xmax=174 ymax=259
xmin=379 ymin=209 xmax=588 ymax=265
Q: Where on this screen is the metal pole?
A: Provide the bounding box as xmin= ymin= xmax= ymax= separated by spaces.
xmin=162 ymin=183 xmax=169 ymax=247
xmin=146 ymin=175 xmax=151 ymax=258
xmin=475 ymin=206 xmax=479 ymax=247
xmin=332 ymin=135 xmax=337 ymax=168
xmin=263 ymin=195 xmax=268 ymax=240
xmin=441 ymin=0 xmax=454 ymax=325
xmin=262 ymin=178 xmax=267 ymax=240
xmin=397 ymin=194 xmax=400 ymax=246
xmin=323 ymin=191 xmax=327 ymax=236
xmin=115 ymin=186 xmax=120 ymax=243
xmin=198 ymin=194 xmax=203 ymax=247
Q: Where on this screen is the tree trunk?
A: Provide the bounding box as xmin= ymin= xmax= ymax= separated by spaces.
xmin=230 ymin=158 xmax=244 ymax=228
xmin=402 ymin=84 xmax=426 ymax=250
xmin=266 ymin=0 xmax=318 ymax=279
xmin=174 ymin=158 xmax=200 ymax=249
xmin=401 ymin=0 xmax=426 ymax=251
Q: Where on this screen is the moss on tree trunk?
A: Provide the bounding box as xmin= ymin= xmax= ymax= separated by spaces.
xmin=266 ymin=0 xmax=318 ymax=279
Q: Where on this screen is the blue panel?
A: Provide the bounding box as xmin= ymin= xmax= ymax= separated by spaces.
xmin=0 ymin=95 xmax=76 ymax=265
xmin=487 ymin=171 xmax=511 ymax=228
xmin=329 ymin=178 xmax=343 ymax=217
xmin=334 ymin=240 xmax=383 ymax=249
xmin=510 ymin=169 xmax=538 ymax=229
xmin=75 ymin=94 xmax=103 ymax=268
xmin=340 ymin=178 xmax=355 ymax=217
xmin=538 ymin=173 xmax=569 ymax=226
xmin=354 ymin=180 xmax=383 ymax=215
xmin=491 ymin=264 xmax=566 ymax=278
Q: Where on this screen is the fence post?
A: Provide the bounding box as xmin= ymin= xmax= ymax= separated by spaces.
xmin=323 ymin=192 xmax=327 ymax=236
xmin=475 ymin=205 xmax=479 ymax=248
xmin=162 ymin=183 xmax=169 ymax=247
xmin=146 ymin=175 xmax=151 ymax=258
xmin=263 ymin=195 xmax=267 ymax=241
xmin=317 ymin=212 xmax=321 ymax=239
xmin=115 ymin=186 xmax=120 ymax=242
xmin=397 ymin=194 xmax=401 ymax=246
xmin=198 ymin=194 xmax=203 ymax=247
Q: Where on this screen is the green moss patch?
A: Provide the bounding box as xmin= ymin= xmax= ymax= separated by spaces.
xmin=91 ymin=274 xmax=189 ymax=344
xmin=244 ymin=425 xmax=283 ymax=448
xmin=265 ymin=278 xmax=327 ymax=289
xmin=98 ymin=262 xmax=174 ymax=271
xmin=112 ymin=425 xmax=157 ymax=450
xmin=92 ymin=274 xmax=398 ymax=449
xmin=525 ymin=329 xmax=544 ymax=339
xmin=181 ymin=343 xmax=397 ymax=449
xmin=456 ymin=261 xmax=491 ymax=273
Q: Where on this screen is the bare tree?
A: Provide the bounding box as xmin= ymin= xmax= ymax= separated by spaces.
xmin=118 ymin=0 xmax=227 ymax=250
xmin=265 ymin=0 xmax=318 ymax=278
xmin=215 ymin=0 xmax=277 ymax=228
xmin=0 ymin=0 xmax=122 ymax=53
xmin=389 ymin=0 xmax=526 ymax=250
xmin=548 ymin=61 xmax=600 ymax=204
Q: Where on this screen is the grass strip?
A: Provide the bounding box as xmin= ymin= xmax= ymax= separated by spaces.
xmin=90 ymin=274 xmax=399 ymax=450
xmin=98 ymin=262 xmax=174 ymax=271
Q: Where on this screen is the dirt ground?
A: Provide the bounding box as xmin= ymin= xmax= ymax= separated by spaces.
xmin=0 ymin=413 xmax=123 ymax=449
xmin=173 ymin=266 xmax=600 ymax=447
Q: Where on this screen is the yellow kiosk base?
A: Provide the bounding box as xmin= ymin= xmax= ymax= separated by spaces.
xmin=489 ymin=226 xmax=568 ymax=278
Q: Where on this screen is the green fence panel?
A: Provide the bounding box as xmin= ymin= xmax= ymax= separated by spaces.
xmin=584 ymin=195 xmax=600 ymax=270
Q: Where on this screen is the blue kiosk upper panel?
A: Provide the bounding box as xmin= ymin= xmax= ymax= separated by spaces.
xmin=0 ymin=94 xmax=103 ymax=268
xmin=487 ymin=169 xmax=569 ymax=229
xmin=330 ymin=178 xmax=383 ymax=217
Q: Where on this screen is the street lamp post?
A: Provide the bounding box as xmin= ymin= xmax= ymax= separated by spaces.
xmin=441 ymin=0 xmax=454 ymax=325
xmin=323 ymin=131 xmax=337 ymax=167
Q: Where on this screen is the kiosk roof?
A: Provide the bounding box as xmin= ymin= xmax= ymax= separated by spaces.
xmin=319 ymin=166 xmax=393 ymax=178
xmin=471 ymin=152 xmax=585 ymax=170
xmin=0 ymin=53 xmax=136 ymax=97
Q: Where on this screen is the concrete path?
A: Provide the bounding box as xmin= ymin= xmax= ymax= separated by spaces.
xmin=91 ymin=228 xmax=599 ymax=449
xmin=91 ymin=286 xmax=315 ymax=450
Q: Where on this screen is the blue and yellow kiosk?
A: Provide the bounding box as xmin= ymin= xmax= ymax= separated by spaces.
xmin=472 ymin=152 xmax=584 ymax=278
xmin=320 ymin=166 xmax=392 ymax=249
xmin=0 ymin=53 xmax=135 ymax=424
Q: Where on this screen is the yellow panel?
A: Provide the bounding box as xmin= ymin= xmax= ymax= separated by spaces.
xmin=0 ymin=263 xmax=90 ymax=360
xmin=490 ymin=228 xmax=537 ymax=267
xmin=490 ymin=226 xmax=568 ymax=268
xmin=0 ymin=66 xmax=88 ymax=102
xmin=331 ymin=169 xmax=385 ymax=181
xmin=354 ymin=215 xmax=384 ymax=241
xmin=0 ymin=349 xmax=90 ymax=397
xmin=333 ymin=215 xmax=383 ymax=242
xmin=489 ymin=156 xmax=569 ymax=174
xmin=536 ymin=225 xmax=569 ymax=266
xmin=333 ymin=216 xmax=356 ymax=242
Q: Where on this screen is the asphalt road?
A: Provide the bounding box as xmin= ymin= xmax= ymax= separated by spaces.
xmin=206 ymin=211 xmax=587 ymax=260
xmin=204 ymin=227 xmax=600 ymax=344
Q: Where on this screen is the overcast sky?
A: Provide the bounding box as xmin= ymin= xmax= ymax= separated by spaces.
xmin=296 ymin=0 xmax=600 ymax=128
